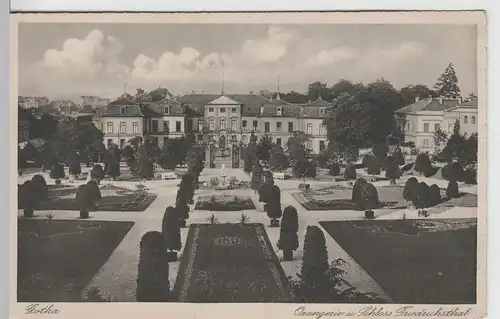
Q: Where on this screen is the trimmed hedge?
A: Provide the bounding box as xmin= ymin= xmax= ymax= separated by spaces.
xmin=90 ymin=164 xmax=105 ymax=181
xmin=414 ymin=153 xmax=432 ymax=176
xmin=429 ymin=184 xmax=441 ymax=206
xmin=352 ymin=178 xmax=368 ymax=202
xmin=136 ymin=231 xmax=170 ymax=302
xmin=463 ymin=167 xmax=477 ymax=184
xmin=49 ymin=163 xmax=65 ymax=180
xmin=413 ymin=182 xmax=431 ymax=209
xmin=301 ymin=226 xmax=329 ymax=285
xmin=359 ymin=183 xmax=380 ymax=211
xmin=267 ymin=185 xmax=282 ymax=221
xmin=31 ymin=174 xmax=48 ymax=202
xmin=162 ymin=206 xmax=182 ymax=252
xmin=403 ymin=177 xmax=419 ymax=202
xmin=277 ymin=206 xmax=299 ymax=252
xmin=343 ymin=166 xmax=357 ymax=181
xmin=446 ymin=180 xmax=460 ymax=199
xmin=86 ymin=180 xmax=102 ymax=205
xmin=328 ymin=162 xmax=340 ymax=176
xmin=441 ymin=162 xmax=464 ymax=182
xmin=76 ymin=184 xmax=91 ymax=219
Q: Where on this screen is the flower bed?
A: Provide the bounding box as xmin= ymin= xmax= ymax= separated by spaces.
xmin=195 ymin=195 xmax=255 ymax=211
xmin=172 ymin=223 xmax=292 ymax=302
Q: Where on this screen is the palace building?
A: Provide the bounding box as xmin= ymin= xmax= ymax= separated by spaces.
xmin=101 ymin=92 xmax=332 ymax=168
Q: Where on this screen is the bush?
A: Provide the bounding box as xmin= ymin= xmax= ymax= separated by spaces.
xmin=20 ymin=181 xmax=37 ymax=217
xmin=446 ymin=180 xmax=460 ymax=199
xmin=413 ymin=182 xmax=431 ymax=209
xmin=277 ymin=206 xmax=299 ymax=252
xmin=293 ymin=159 xmax=317 ymax=179
xmin=385 ymin=160 xmax=401 ymax=181
xmin=258 ymin=177 xmax=274 ymax=203
xmin=429 ymin=184 xmax=441 ymax=206
xmin=362 ymin=154 xmax=373 ymax=168
xmin=31 ymin=174 xmax=48 ymax=202
xmin=251 ymin=162 xmax=263 ymax=191
xmin=162 ymin=206 xmax=182 ymax=252
xmin=367 ymin=158 xmax=381 ymax=175
xmin=352 ymin=178 xmax=367 ymax=202
xmin=394 ymin=147 xmax=405 ymax=165
xmin=68 ymin=152 xmax=81 ymax=176
xmin=301 ymin=226 xmax=329 ymax=285
xmin=414 ymin=153 xmax=432 ymax=176
xmin=49 ymin=163 xmax=65 ymax=180
xmin=359 ymin=183 xmax=380 ymax=211
xmin=90 ymin=164 xmax=105 ymax=181
xmin=86 ymin=180 xmax=102 ymax=205
xmin=136 ymin=231 xmax=169 ymax=302
xmin=441 ymin=162 xmax=464 ymax=182
xmin=266 ymin=185 xmax=282 ymax=221
xmin=328 ymin=162 xmax=340 ymax=176
xmin=76 ymin=184 xmax=91 ymax=218
xmin=463 ymin=167 xmax=477 ymax=184
xmin=403 ymin=177 xmax=419 ymax=202
xmin=343 ymin=166 xmax=357 ymax=181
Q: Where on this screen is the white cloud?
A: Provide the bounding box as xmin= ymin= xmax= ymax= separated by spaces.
xmin=306 ymin=47 xmax=358 ymax=68
xmin=240 ymin=27 xmax=293 ymax=63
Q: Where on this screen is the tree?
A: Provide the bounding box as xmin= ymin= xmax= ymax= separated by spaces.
xmin=403 ymin=177 xmax=419 ymax=203
xmin=429 ymin=184 xmax=442 ymax=206
xmin=446 ymin=180 xmax=460 ymax=199
xmin=257 ymin=134 xmax=274 ymax=164
xmin=258 ymin=171 xmax=274 ymax=204
xmin=385 ymin=159 xmax=401 ymax=183
xmin=162 ymin=206 xmax=182 ymax=256
xmin=136 ymin=231 xmax=169 ymax=302
xmin=362 ymin=154 xmax=373 ymax=168
xmin=328 ymin=162 xmax=340 ymax=176
xmin=266 ymin=184 xmax=282 ymax=226
xmin=343 ymin=166 xmax=357 ymax=181
xmin=440 ymin=120 xmax=466 ymax=163
xmin=399 ymin=84 xmax=436 ymax=106
xmin=330 ymin=79 xmax=363 ymax=100
xmin=464 ymin=166 xmax=477 ymax=184
xmin=434 ymin=63 xmax=461 ymax=98
xmin=464 ymin=133 xmax=478 ymax=165
xmin=138 ymin=145 xmax=154 ymax=180
xmin=372 ymin=142 xmax=388 ymax=162
xmin=394 ymin=147 xmax=405 ymax=165
xmin=352 ymin=178 xmax=368 ymax=203
xmin=251 ymin=161 xmax=263 ymax=191
xmin=307 ymin=81 xmax=331 ymax=101
xmin=106 ymin=144 xmax=121 ymax=179
xmin=293 ymin=159 xmax=316 ymax=184
xmin=244 ymin=134 xmax=258 ymax=174
xmin=301 ymin=225 xmax=329 ymax=285
xmin=76 ymin=184 xmax=91 ymax=219
xmin=67 ymin=152 xmax=81 ymax=177
xmin=277 ymin=206 xmax=299 ymax=260
xmin=90 ymin=164 xmax=105 ymax=183
xmin=433 ymin=128 xmax=448 ymax=155
xmin=269 ymin=144 xmax=289 ymax=172
xmin=19 ymin=181 xmax=37 ymax=217
xmin=49 ymin=163 xmax=65 ymax=184
xmin=287 ymin=131 xmax=310 ymax=163
xmin=367 ymin=157 xmax=381 ymax=176
xmin=414 ymin=153 xmax=432 ymax=176
xmin=149 ymin=87 xmax=172 ymax=102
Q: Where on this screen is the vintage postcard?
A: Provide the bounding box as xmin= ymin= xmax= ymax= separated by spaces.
xmin=10 ymin=11 xmax=486 ymax=318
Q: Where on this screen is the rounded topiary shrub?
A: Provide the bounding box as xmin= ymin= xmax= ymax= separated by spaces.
xmin=328 ymin=162 xmax=340 ymax=176
xmin=90 ymin=164 xmax=105 ymax=182
xmin=31 ymin=174 xmax=48 ymax=202
xmin=403 ymin=177 xmax=419 ymax=202
xmin=385 ymin=160 xmax=401 ymax=183
xmin=441 ymin=162 xmax=464 ymax=182
xmin=267 ymin=185 xmax=282 ymax=225
xmin=76 ymin=184 xmax=90 ymax=219
xmin=86 ymin=180 xmax=102 ymax=206
xmin=362 ymin=154 xmax=373 ymax=168
xmin=301 ymin=225 xmax=329 ymax=285
xmin=429 ymin=184 xmax=441 ymax=206
xmin=367 ymin=158 xmax=381 ymax=176
xmin=49 ymin=163 xmax=65 ymax=182
xmin=136 ymin=231 xmax=169 ymax=302
xmin=463 ymin=167 xmax=477 ymax=184
xmin=20 ymin=181 xmax=36 ymax=217
xmin=446 ymin=180 xmax=460 ymax=199
xmin=413 ymin=182 xmax=431 ymax=210
xmin=359 ymin=183 xmax=380 ymax=212
xmin=352 ymin=178 xmax=368 ymax=203
xmin=414 ymin=153 xmax=432 ymax=176
xmin=343 ymin=166 xmax=357 ymax=181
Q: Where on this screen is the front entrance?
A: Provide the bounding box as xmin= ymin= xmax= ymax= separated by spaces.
xmin=219 ymin=135 xmax=226 ymax=149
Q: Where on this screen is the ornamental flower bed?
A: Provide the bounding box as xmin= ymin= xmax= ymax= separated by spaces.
xmin=195 ymin=195 xmax=255 ymax=211
xmin=172 ymin=223 xmax=292 ymax=302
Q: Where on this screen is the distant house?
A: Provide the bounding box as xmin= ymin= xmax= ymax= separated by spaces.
xmin=18 ymin=96 xmax=51 ymax=109
xmin=395 ymin=96 xmax=478 ymax=153
xmin=51 ymin=100 xmax=79 ymax=114
xmin=80 ymin=96 xmax=111 ymax=109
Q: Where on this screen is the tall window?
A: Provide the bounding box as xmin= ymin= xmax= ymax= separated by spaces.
xmin=424 ymin=123 xmax=429 ymax=133
xmin=319 ymin=108 xmax=326 ymax=117
xmin=220 ymin=108 xmax=226 ymax=113
xmin=319 ymin=141 xmax=326 ymax=151
xmin=434 ymin=123 xmax=440 ymax=132
xmin=276 ymin=122 xmax=282 ymax=132
xmin=288 ymin=122 xmax=293 ymax=133
xmin=198 ymin=120 xmax=204 ymax=132
xmin=448 ymin=124 xmax=452 ymax=133
xmin=472 ymin=116 xmax=476 ymax=124
xmin=176 ymin=121 xmax=181 ymax=132
xmin=253 ymin=120 xmax=258 ymax=130
xmin=208 ymin=107 xmax=214 ymax=113
xmin=133 ymin=122 xmax=139 ymax=133
xmin=276 ymin=138 xmax=282 ymax=146
xmin=320 ymin=124 xmax=326 ymax=135
xmin=464 ymin=116 xmax=468 ymax=124
xmin=242 ymin=120 xmax=247 ymax=129
xmin=265 ymin=122 xmax=270 ymax=133
xmin=120 ymin=122 xmax=126 ymax=133
xmin=276 ymin=107 xmax=282 ymax=116
xmin=120 ymin=107 xmax=126 ymax=115
xmin=120 ymin=139 xmax=125 ymax=148
xmin=107 ymin=122 xmax=114 ymax=134
xmin=209 ymin=119 xmax=215 ymax=131
xmin=231 ymin=108 xmax=237 ymax=113
xmin=231 ymin=119 xmax=237 ymax=131
xmin=220 ymin=119 xmax=226 ymax=130
xmin=307 ymin=123 xmax=312 ymax=135
xmin=164 ymin=106 xmax=169 ymax=114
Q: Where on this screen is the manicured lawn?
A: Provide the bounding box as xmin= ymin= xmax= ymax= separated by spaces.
xmin=195 ymin=195 xmax=255 ymax=211
xmin=17 ymin=218 xmax=134 ymax=302
xmin=320 ymin=219 xmax=477 ymax=304
xmin=173 ymin=223 xmax=292 ymax=302
xmin=36 ymin=193 xmax=157 ymax=211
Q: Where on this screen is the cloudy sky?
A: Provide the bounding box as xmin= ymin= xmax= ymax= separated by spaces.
xmin=18 ymin=23 xmax=477 ymax=100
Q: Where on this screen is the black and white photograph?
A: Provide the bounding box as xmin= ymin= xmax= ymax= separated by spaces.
xmin=12 ymin=11 xmax=486 ymax=316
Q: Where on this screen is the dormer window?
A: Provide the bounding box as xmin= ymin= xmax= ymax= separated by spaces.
xmin=319 ymin=108 xmax=326 ymax=117
xmin=276 ymin=107 xmax=283 ymax=116
xmin=120 ymin=106 xmax=126 ymax=115
xmin=164 ymin=106 xmax=170 ymax=114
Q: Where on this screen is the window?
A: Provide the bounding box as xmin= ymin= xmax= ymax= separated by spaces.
xmin=423 ymin=139 xmax=429 ymax=147
xmin=164 ymin=121 xmax=170 ymax=132
xmin=307 ymin=123 xmax=312 ymax=135
xmin=320 ymin=124 xmax=326 ymax=135
xmin=198 ymin=135 xmax=204 ymax=144
xmin=424 ymin=123 xmax=429 ymax=133
xmin=319 ymin=108 xmax=326 ymax=117
xmin=198 ymin=120 xmax=204 ymax=132
xmin=472 ymin=116 xmax=476 ymax=124
xmin=133 ymin=122 xmax=139 ymax=133
xmin=242 ymin=135 xmax=247 ymax=144
xmin=209 ymin=119 xmax=215 ymax=131
xmin=276 ymin=138 xmax=282 ymax=146
xmin=319 ymin=141 xmax=326 ymax=151
xmin=253 ymin=120 xmax=258 ymax=130
xmin=120 ymin=139 xmax=125 ymax=148
xmin=208 ymin=107 xmax=214 ymax=113
xmin=231 ymin=108 xmax=237 ymax=113
xmin=242 ymin=120 xmax=247 ymax=129
xmin=231 ymin=119 xmax=237 ymax=131
xmin=276 ymin=122 xmax=282 ymax=132
xmin=152 ymin=120 xmax=159 ymax=133
xmin=448 ymin=124 xmax=452 ymax=133
xmin=405 ymin=122 xmax=410 ymax=132
xmin=265 ymin=122 xmax=270 ymax=133
xmin=276 ymin=107 xmax=282 ymax=116
xmin=231 ymin=135 xmax=237 ymax=141
xmin=306 ymin=141 xmax=312 ymax=150
xmin=288 ymin=122 xmax=294 ymax=133
xmin=120 ymin=107 xmax=126 ymax=115
xmin=220 ymin=119 xmax=226 ymax=130
xmin=220 ymin=108 xmax=226 ymax=113
xmin=176 ymin=121 xmax=181 ymax=132
xmin=464 ymin=116 xmax=468 ymax=124
xmin=120 ymin=122 xmax=126 ymax=133
xmin=434 ymin=123 xmax=440 ymax=132
xmin=107 ymin=139 xmax=113 ymax=147
xmin=107 ymin=122 xmax=114 ymax=134
xmin=164 ymin=106 xmax=169 ymax=114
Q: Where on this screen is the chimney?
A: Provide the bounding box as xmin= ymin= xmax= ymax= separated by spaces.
xmin=438 ymin=97 xmax=443 ymax=105
xmin=415 ymin=96 xmax=420 ymax=103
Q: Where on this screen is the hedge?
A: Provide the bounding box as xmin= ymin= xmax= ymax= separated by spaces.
xmin=343 ymin=166 xmax=357 ymax=181
xmin=446 ymin=180 xmax=460 ymax=199
xmin=403 ymin=177 xmax=419 ymax=202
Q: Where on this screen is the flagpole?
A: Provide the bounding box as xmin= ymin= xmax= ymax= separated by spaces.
xmin=220 ymin=55 xmax=224 ymax=95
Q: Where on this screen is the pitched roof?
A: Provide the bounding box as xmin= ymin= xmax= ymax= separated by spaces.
xmin=107 ymin=97 xmax=138 ymax=106
xmin=460 ymin=97 xmax=478 ymax=108
xmin=308 ymin=95 xmax=332 ymax=107
xmin=105 ymin=104 xmax=144 ymax=117
xmin=256 ymin=104 xmax=302 ymax=117
xmin=178 ymin=94 xmax=269 ymax=116
xmin=148 ymin=98 xmax=185 ymax=116
xmin=301 ymin=106 xmax=329 ymax=118
xmin=395 ymin=98 xmax=460 ymax=114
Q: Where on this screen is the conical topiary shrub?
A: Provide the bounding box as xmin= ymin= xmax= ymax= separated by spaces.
xmin=162 ymin=206 xmax=182 ymax=261
xmin=446 ymin=180 xmax=460 ymax=199
xmin=403 ymin=177 xmax=419 ymax=205
xmin=76 ymin=184 xmax=91 ymax=219
xmin=343 ymin=166 xmax=357 ymax=181
xmin=301 ymin=225 xmax=329 ymax=285
xmin=49 ymin=163 xmax=65 ymax=184
xmin=277 ymin=205 xmax=299 ymax=261
xmin=352 ymin=178 xmax=367 ymax=204
xmin=136 ymin=231 xmax=169 ymax=302
xmin=429 ymin=184 xmax=441 ymax=206
xmin=414 ymin=182 xmax=431 ymax=216
xmin=267 ymin=184 xmax=282 ymax=227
